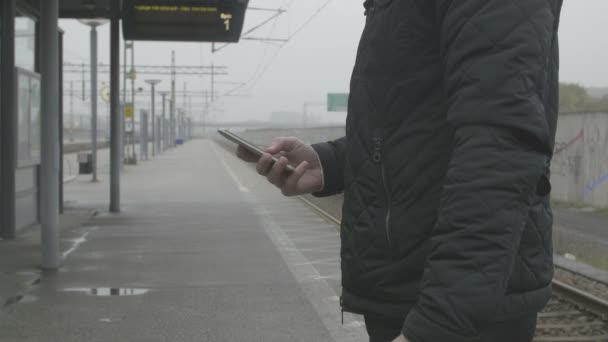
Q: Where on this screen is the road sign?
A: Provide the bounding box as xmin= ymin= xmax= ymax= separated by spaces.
xmin=122 ymin=0 xmax=249 ymax=42
xmin=100 ymin=86 xmax=110 ymax=103
xmin=124 ymin=103 xmax=134 ymax=119
xmin=327 ymin=93 xmax=348 ymax=112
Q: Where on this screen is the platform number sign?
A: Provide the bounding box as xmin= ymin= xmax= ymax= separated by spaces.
xmin=221 ymin=13 xmax=233 ymax=31
xmin=122 ymin=0 xmax=249 ymax=42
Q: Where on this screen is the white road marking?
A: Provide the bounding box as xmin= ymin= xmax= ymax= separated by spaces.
xmin=62 ymin=227 xmax=98 ymax=260
xmin=211 ymin=143 xmax=250 ymax=193
xmin=252 ymin=199 xmax=366 ymax=342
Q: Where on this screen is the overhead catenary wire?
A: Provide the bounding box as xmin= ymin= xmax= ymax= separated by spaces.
xmin=233 ymin=0 xmax=336 ymax=96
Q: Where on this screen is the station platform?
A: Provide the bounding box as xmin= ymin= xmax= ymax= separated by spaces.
xmin=0 ymin=139 xmax=366 ymax=342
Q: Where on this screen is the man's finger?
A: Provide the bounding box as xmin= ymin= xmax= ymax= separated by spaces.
xmin=265 ymin=137 xmax=297 ymax=155
xmin=282 ymin=161 xmax=308 ymax=196
xmin=256 ymin=153 xmax=275 ymax=176
xmin=266 ymin=156 xmax=289 ymax=187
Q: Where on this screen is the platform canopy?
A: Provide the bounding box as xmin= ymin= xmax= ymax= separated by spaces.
xmin=122 ymin=0 xmax=249 ymax=42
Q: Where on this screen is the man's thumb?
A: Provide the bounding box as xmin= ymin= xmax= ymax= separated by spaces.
xmin=265 ymin=139 xmax=284 ymax=154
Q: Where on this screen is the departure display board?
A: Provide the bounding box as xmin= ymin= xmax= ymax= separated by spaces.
xmin=59 ymin=0 xmax=112 ymax=19
xmin=122 ymin=0 xmax=249 ymax=42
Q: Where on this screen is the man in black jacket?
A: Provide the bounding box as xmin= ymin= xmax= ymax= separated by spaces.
xmin=239 ymin=0 xmax=563 ymax=341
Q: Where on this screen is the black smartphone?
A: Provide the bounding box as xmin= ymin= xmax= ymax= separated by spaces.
xmin=218 ymin=129 xmax=295 ymax=173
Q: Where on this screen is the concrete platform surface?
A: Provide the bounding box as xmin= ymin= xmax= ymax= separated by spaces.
xmin=0 ymin=139 xmax=366 ymax=342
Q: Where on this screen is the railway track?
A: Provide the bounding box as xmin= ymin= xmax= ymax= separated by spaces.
xmin=297 ymin=196 xmax=608 ymax=342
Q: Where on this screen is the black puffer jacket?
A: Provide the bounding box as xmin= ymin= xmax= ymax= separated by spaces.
xmin=312 ymin=0 xmax=563 ymax=340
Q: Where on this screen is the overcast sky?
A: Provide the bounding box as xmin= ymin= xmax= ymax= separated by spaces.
xmin=59 ymin=0 xmax=608 ymax=123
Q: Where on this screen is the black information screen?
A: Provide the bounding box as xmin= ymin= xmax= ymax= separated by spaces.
xmin=122 ymin=0 xmax=249 ymax=42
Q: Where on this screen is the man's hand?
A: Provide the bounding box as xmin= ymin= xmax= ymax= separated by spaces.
xmin=392 ymin=334 xmax=409 ymax=342
xmin=236 ymin=137 xmax=323 ymax=196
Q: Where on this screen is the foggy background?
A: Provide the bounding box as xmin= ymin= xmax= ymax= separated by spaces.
xmin=59 ymin=0 xmax=608 ymax=126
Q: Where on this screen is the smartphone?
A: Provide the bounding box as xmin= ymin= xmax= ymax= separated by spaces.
xmin=218 ymin=129 xmax=295 ymax=173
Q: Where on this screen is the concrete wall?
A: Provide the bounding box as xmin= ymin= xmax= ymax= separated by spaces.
xmin=551 ymin=112 xmax=608 ymax=208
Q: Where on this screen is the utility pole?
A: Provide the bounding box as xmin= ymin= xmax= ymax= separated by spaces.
xmin=182 ymin=82 xmax=187 ymax=140
xmin=80 ymin=19 xmax=108 ymax=182
xmin=70 ymin=80 xmax=74 ymax=141
xmin=183 ymin=82 xmax=187 ymax=113
xmin=203 ymin=91 xmax=210 ymax=138
xmin=159 ymin=91 xmax=169 ymax=151
xmin=211 ymin=63 xmax=215 ymax=103
xmin=145 ymin=79 xmax=161 ymax=156
xmin=188 ymin=96 xmax=192 ymax=125
xmin=81 ymin=62 xmax=86 ymax=101
xmin=122 ymin=40 xmax=128 ymax=166
xmin=170 ymin=50 xmax=176 ymax=147
xmin=130 ymin=41 xmax=136 ymax=162
xmin=91 ymin=22 xmax=101 ymax=182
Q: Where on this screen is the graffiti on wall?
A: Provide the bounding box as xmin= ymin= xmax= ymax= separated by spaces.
xmin=551 ymin=129 xmax=584 ymax=178
xmin=554 ymin=129 xmax=584 ymax=155
xmin=552 ymin=128 xmax=608 ymax=199
xmin=585 ymin=173 xmax=608 ymax=199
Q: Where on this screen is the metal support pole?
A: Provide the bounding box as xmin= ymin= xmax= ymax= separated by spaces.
xmin=145 ymin=112 xmax=149 ymax=159
xmin=0 ymin=0 xmax=16 ymax=240
xmin=40 ymin=0 xmax=61 ymax=269
xmin=90 ymin=25 xmax=99 ymax=182
xmin=139 ymin=110 xmax=144 ymax=160
xmin=69 ymin=81 xmax=74 ymax=141
xmin=145 ymin=80 xmax=161 ymax=155
xmin=157 ymin=117 xmax=161 ymax=151
xmin=59 ymin=31 xmax=64 ymax=214
xmin=151 ymin=88 xmax=156 ymax=156
xmin=109 ymin=3 xmax=121 ymax=213
xmin=211 ymin=64 xmax=215 ymax=103
xmin=170 ymin=51 xmax=176 ymax=147
xmin=122 ymin=41 xmax=127 ymax=166
xmin=178 ymin=111 xmax=181 ymax=140
xmin=181 ymin=114 xmax=185 ymax=140
xmin=165 ymin=118 xmax=169 ymax=149
xmin=159 ymin=91 xmax=169 ymax=151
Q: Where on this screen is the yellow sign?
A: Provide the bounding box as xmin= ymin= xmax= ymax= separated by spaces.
xmin=124 ymin=104 xmax=134 ymax=119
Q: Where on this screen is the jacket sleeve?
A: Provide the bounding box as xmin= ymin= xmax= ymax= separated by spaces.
xmin=403 ymin=1 xmax=558 ymax=341
xmin=311 ymin=137 xmax=346 ymax=197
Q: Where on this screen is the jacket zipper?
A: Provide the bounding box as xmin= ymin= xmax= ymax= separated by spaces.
xmin=372 ymin=136 xmax=392 ymax=251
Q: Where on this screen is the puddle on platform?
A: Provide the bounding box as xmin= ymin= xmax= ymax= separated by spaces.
xmin=16 ymin=270 xmax=40 ymax=277
xmin=2 ymin=270 xmax=40 ymax=277
xmin=63 ymin=288 xmax=149 ymax=296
